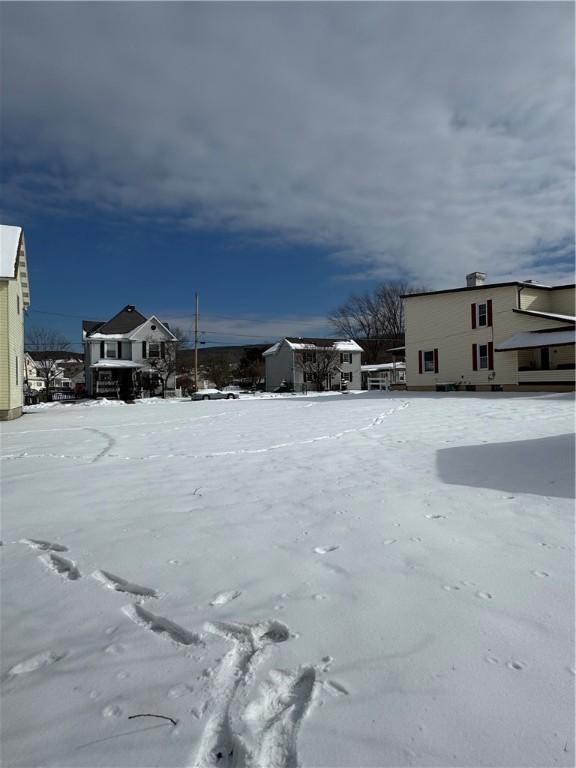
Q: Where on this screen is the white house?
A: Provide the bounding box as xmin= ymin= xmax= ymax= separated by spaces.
xmin=0 ymin=225 xmax=30 ymax=420
xmin=361 ymin=362 xmax=406 ymax=390
xmin=404 ymin=272 xmax=575 ymax=392
xmin=83 ymin=305 xmax=177 ymax=399
xmin=24 ymin=352 xmax=71 ymax=393
xmin=263 ymin=337 xmax=363 ymax=392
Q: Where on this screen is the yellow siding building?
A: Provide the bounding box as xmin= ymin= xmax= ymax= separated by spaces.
xmin=0 ymin=226 xmax=30 ymax=419
xmin=404 ymin=273 xmax=575 ymax=392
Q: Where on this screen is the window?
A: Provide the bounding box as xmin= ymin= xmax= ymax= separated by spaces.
xmin=17 ymin=295 xmax=20 ymax=314
xmin=148 ymin=342 xmax=160 ymax=358
xmin=15 ymin=355 xmax=18 ymax=384
xmin=340 ymin=352 xmax=352 ymax=364
xmin=104 ymin=342 xmax=117 ymax=359
xmin=424 ymin=351 xmax=435 ymax=372
xmin=478 ymin=344 xmax=488 ymax=369
xmin=477 ymin=303 xmax=487 ymax=327
xmin=341 ymin=371 xmax=352 ymax=382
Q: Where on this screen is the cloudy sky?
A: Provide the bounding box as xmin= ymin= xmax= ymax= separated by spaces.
xmin=1 ymin=1 xmax=573 ymax=347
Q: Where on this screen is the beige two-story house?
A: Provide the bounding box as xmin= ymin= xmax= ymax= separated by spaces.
xmin=404 ymin=272 xmax=575 ymax=392
xmin=0 ymin=225 xmax=31 ymax=419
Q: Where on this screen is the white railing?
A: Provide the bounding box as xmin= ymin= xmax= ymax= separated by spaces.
xmin=518 ymin=368 xmax=575 ymax=384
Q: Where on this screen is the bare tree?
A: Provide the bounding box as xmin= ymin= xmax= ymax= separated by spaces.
xmin=25 ymin=327 xmax=71 ymax=401
xmin=235 ymin=347 xmax=265 ymax=389
xmin=203 ymin=357 xmax=234 ymax=390
xmin=294 ymin=346 xmax=341 ymax=392
xmin=145 ymin=342 xmax=177 ymax=398
xmin=328 ymin=281 xmax=422 ymax=363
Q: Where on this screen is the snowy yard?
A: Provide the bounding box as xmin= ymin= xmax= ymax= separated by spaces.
xmin=1 ymin=391 xmax=574 ymax=768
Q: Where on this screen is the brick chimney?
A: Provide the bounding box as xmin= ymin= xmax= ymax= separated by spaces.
xmin=466 ymin=272 xmax=487 ymax=288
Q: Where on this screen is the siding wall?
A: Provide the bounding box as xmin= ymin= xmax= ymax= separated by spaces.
xmin=0 ymin=278 xmax=24 ymax=415
xmin=405 ymin=285 xmax=574 ymax=389
xmin=264 ymin=343 xmax=295 ymax=391
xmin=551 ymin=288 xmax=576 ymax=316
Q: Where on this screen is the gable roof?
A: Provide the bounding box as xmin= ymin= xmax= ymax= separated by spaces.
xmin=0 ymin=225 xmax=22 ymax=279
xmin=83 ymin=305 xmax=148 ymax=337
xmin=264 ymin=337 xmax=363 ymax=356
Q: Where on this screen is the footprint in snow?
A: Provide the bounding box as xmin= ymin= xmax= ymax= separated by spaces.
xmin=210 ymin=590 xmax=242 ymax=606
xmin=21 ymin=538 xmax=68 ymax=552
xmin=314 ymin=545 xmax=339 ymax=555
xmin=506 ymin=661 xmax=526 ymax=671
xmin=531 ymin=570 xmax=550 ymax=578
xmin=425 ymin=514 xmax=447 ymax=520
xmin=40 ymin=553 xmax=81 ymax=580
xmin=475 ymin=591 xmax=493 ymax=600
xmin=92 ymin=570 xmax=159 ymax=598
xmin=6 ymin=650 xmax=66 ymax=677
xmin=383 ymin=539 xmax=397 ymax=545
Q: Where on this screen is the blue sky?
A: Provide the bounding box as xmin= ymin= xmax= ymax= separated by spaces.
xmin=1 ymin=2 xmax=574 ymax=350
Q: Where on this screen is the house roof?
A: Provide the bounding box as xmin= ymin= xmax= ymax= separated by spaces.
xmin=495 ymin=329 xmax=575 ymax=351
xmin=90 ymin=359 xmax=144 ymax=369
xmin=263 ymin=337 xmax=362 ymax=356
xmin=0 ymin=225 xmax=22 ymax=279
xmin=285 ymin=337 xmax=363 ymax=352
xmin=83 ymin=305 xmax=148 ymax=337
xmin=512 ymin=308 xmax=576 ymax=324
xmin=361 ymin=363 xmax=406 ymax=372
xmin=402 ymin=281 xmax=575 ymax=300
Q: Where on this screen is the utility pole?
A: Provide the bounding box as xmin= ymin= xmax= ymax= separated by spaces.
xmin=194 ymin=292 xmax=199 ymax=392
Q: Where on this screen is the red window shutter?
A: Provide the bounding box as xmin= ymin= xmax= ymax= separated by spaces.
xmin=434 ymin=348 xmax=439 ymax=373
xmin=472 ymin=344 xmax=478 ymax=371
xmin=488 ymin=341 xmax=494 ymax=370
xmin=487 ymin=299 xmax=493 ymax=327
xmin=418 ymin=350 xmax=423 ymax=374
xmin=471 ymin=303 xmax=477 ymax=329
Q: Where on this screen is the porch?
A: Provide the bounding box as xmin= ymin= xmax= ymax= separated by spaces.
xmin=91 ymin=360 xmax=143 ymax=399
xmin=495 ymin=329 xmax=575 ymax=388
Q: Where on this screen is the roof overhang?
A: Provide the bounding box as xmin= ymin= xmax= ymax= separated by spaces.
xmin=90 ymin=360 xmax=144 ymax=369
xmin=512 ymin=308 xmax=576 ymax=324
xmin=495 ymin=329 xmax=575 ymax=352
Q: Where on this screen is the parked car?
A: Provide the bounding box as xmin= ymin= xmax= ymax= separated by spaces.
xmin=191 ymin=389 xmax=239 ymax=401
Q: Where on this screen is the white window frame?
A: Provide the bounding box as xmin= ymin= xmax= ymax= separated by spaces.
xmin=478 ymin=344 xmax=489 ymax=369
xmin=303 ymin=350 xmax=316 ymax=364
xmin=423 ymin=350 xmax=435 ymax=372
xmin=340 ymin=352 xmax=352 ymax=364
xmin=148 ymin=342 xmax=161 ymax=358
xmin=477 ymin=303 xmax=487 ymax=327
xmin=105 ymin=342 xmax=117 ymax=359
xmin=341 ymin=371 xmax=353 ymax=383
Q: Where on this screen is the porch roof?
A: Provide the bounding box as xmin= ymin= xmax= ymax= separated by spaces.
xmin=495 ymin=329 xmax=575 ymax=352
xmin=90 ymin=359 xmax=143 ymax=369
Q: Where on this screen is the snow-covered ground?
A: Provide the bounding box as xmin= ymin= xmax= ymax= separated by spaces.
xmin=1 ymin=392 xmax=574 ymax=768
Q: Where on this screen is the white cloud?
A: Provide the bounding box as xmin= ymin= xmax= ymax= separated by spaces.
xmin=2 ymin=2 xmax=574 ymax=286
xmin=162 ymin=313 xmax=334 ymax=345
